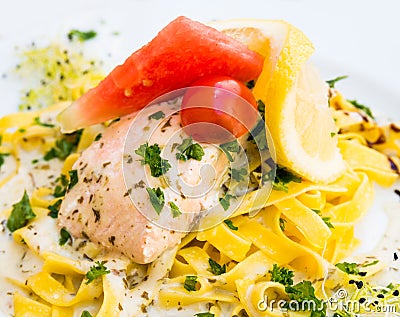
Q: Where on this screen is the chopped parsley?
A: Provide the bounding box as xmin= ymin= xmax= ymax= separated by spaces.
xmin=330 ymin=132 xmax=336 ymax=138
xmin=362 ymin=259 xmax=379 ymax=267
xmin=285 ymin=280 xmax=326 ymax=316
xmin=265 ymin=165 xmax=302 ymax=192
xmin=53 ymin=174 xmax=69 ymax=197
xmin=326 ymin=75 xmax=348 ymax=88
xmin=219 ymin=140 xmax=240 ymax=162
xmin=33 ymin=116 xmax=55 ymax=128
xmin=248 ymin=100 xmax=268 ymax=151
xmin=47 ymin=199 xmax=62 ymax=218
xmin=169 ymin=201 xmax=181 ymax=218
xmin=0 ymin=153 xmax=10 ymax=169
xmin=224 ymin=219 xmax=238 ymax=231
xmin=312 ymin=209 xmax=334 ymax=229
xmin=335 ymin=262 xmax=361 ymax=275
xmin=231 ymin=168 xmax=247 ymax=182
xmin=279 ymin=218 xmax=287 ymax=231
xmin=184 ymin=275 xmax=198 ymax=292
xmin=219 ymin=194 xmax=235 ymax=211
xmin=146 ymin=187 xmax=165 ymax=215
xmin=94 ymin=133 xmax=102 ymax=141
xmin=148 ymin=110 xmax=165 ymax=120
xmin=6 ymin=190 xmax=36 ymax=232
xmin=348 ymin=99 xmax=374 ymax=119
xmin=195 ymin=313 xmax=214 ymax=317
xmin=245 ymin=80 xmax=255 ymax=89
xmin=81 ymin=311 xmax=93 ymax=317
xmin=135 ymin=143 xmax=171 ymax=177
xmin=85 ymin=261 xmax=110 ymax=284
xmin=44 ymin=130 xmax=82 ymax=161
xmin=209 ymin=258 xmax=226 ymax=275
xmin=59 ymin=227 xmax=72 ymax=246
xmin=269 ymin=264 xmax=294 ymax=286
xmin=175 ymin=137 xmax=205 ymax=161
xmin=68 ymin=169 xmax=78 ymax=190
xmin=67 ymin=29 xmax=97 ymax=42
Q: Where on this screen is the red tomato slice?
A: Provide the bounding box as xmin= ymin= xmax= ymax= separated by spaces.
xmin=180 ymin=76 xmax=258 ymax=143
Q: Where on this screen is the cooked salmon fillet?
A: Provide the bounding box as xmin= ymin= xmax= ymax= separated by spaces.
xmin=58 ymin=105 xmax=228 ymax=264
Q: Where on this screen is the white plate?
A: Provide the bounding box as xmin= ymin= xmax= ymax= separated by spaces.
xmin=0 ymin=1 xmax=399 ymax=316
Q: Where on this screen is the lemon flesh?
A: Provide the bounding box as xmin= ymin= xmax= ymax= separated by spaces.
xmin=211 ymin=19 xmax=345 ymax=183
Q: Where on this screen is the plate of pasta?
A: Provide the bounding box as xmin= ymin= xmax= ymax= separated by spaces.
xmin=0 ymin=3 xmax=399 ymax=317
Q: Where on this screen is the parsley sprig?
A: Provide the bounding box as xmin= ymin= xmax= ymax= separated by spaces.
xmin=348 ymin=99 xmax=374 ymax=119
xmin=175 ymin=137 xmax=204 ymax=161
xmin=248 ymin=100 xmax=268 ymax=150
xmin=6 ymin=190 xmax=36 ymax=232
xmin=135 ymin=143 xmax=171 ymax=177
xmin=209 ymin=258 xmax=226 ymax=275
xmin=146 ymin=187 xmax=165 ymax=215
xmin=67 ymin=29 xmax=97 ymax=42
xmin=85 ymin=261 xmax=110 ymax=284
xmin=326 ymin=75 xmax=348 ymax=88
xmin=312 ymin=209 xmax=334 ymax=229
xmin=285 ymin=280 xmax=326 ymax=317
xmin=269 ymin=264 xmax=294 ymax=286
xmin=264 ymin=165 xmax=302 ymax=192
xmin=184 ymin=275 xmax=198 ymax=292
xmin=219 ymin=140 xmax=240 ymax=162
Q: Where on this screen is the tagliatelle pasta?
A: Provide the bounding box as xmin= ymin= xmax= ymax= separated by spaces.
xmin=0 ymin=88 xmax=398 ymax=317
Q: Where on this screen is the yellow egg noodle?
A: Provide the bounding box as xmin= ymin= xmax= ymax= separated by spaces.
xmin=0 ymin=89 xmax=399 ymax=317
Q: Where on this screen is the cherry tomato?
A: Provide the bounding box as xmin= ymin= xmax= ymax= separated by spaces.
xmin=180 ymin=76 xmax=258 ymax=143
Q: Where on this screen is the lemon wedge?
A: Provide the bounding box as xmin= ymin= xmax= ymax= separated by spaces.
xmin=211 ymin=19 xmax=346 ymax=183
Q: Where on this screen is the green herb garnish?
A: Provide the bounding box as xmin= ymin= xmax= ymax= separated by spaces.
xmin=195 ymin=313 xmax=214 ymax=317
xmin=209 ymin=258 xmax=226 ymax=275
xmin=59 ymin=227 xmax=71 ymax=246
xmin=219 ymin=140 xmax=240 ymax=162
xmin=148 ymin=111 xmax=165 ymax=120
xmin=335 ymin=262 xmax=360 ymax=275
xmin=33 ymin=116 xmax=55 ymax=128
xmin=285 ymin=280 xmax=326 ymax=316
xmin=85 ymin=261 xmax=110 ymax=284
xmin=248 ymin=100 xmax=268 ymax=150
xmin=44 ymin=131 xmax=82 ymax=161
xmin=348 ymin=99 xmax=374 ymax=119
xmin=362 ymin=259 xmax=379 ymax=267
xmin=279 ymin=218 xmax=287 ymax=231
xmin=265 ymin=165 xmax=302 ymax=192
xmin=6 ymin=190 xmax=36 ymax=232
xmin=68 ymin=170 xmax=78 ymax=190
xmin=231 ymin=168 xmax=247 ymax=182
xmin=223 ymin=219 xmax=238 ymax=231
xmin=47 ymin=199 xmax=62 ymax=218
xmin=0 ymin=153 xmax=10 ymax=169
xmin=94 ymin=133 xmax=102 ymax=141
xmin=312 ymin=209 xmax=334 ymax=229
xmin=169 ymin=201 xmax=182 ymax=218
xmin=219 ymin=194 xmax=235 ymax=211
xmin=67 ymin=29 xmax=97 ymax=42
xmin=53 ymin=174 xmax=69 ymax=197
xmin=184 ymin=275 xmax=198 ymax=292
xmin=269 ymin=264 xmax=294 ymax=286
xmin=246 ymin=80 xmax=255 ymax=89
xmin=81 ymin=311 xmax=93 ymax=317
xmin=135 ymin=143 xmax=171 ymax=177
xmin=326 ymin=75 xmax=348 ymax=88
xmin=146 ymin=187 xmax=165 ymax=215
xmin=175 ymin=137 xmax=205 ymax=161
